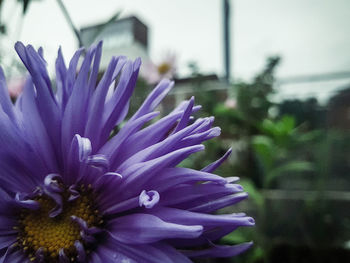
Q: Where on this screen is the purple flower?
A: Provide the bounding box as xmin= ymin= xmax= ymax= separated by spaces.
xmin=0 ymin=42 xmax=254 ymax=263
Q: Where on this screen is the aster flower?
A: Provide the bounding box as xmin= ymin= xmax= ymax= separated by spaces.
xmin=141 ymin=51 xmax=177 ymax=85
xmin=0 ymin=42 xmax=254 ymax=263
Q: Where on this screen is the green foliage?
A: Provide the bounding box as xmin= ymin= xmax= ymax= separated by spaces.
xmin=235 ymin=56 xmax=280 ymax=125
xmin=252 ymin=115 xmax=316 ymax=188
xmin=180 ymin=55 xmax=346 ymax=263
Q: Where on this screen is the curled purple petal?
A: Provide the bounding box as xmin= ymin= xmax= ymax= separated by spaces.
xmin=59 ymin=248 xmax=70 ymax=263
xmin=75 ymin=240 xmax=86 ymax=262
xmin=139 ymin=190 xmax=160 ymax=209
xmin=86 ymin=154 xmax=109 ymax=173
xmin=35 ymin=247 xmax=45 ymax=263
xmin=44 ymin=173 xmax=63 ymax=193
xmin=68 ymin=184 xmax=80 ymax=201
xmin=15 ymin=193 xmax=39 ymax=210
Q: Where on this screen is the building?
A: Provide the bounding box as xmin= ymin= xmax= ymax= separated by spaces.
xmin=80 ymin=16 xmax=149 ymax=70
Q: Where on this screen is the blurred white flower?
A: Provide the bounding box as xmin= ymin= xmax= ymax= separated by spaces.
xmin=141 ymin=51 xmax=177 ymax=84
xmin=7 ymin=77 xmax=25 ymax=99
xmin=225 ymin=97 xmax=237 ymax=109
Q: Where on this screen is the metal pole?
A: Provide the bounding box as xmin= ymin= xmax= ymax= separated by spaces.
xmin=223 ymin=0 xmax=231 ymax=84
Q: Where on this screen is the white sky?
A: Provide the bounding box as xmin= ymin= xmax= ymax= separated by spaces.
xmin=2 ymin=0 xmax=350 ymax=101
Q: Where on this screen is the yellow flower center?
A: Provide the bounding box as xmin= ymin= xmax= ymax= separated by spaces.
xmin=16 ymin=185 xmax=102 ymax=262
xmin=157 ymin=62 xmax=171 ymax=75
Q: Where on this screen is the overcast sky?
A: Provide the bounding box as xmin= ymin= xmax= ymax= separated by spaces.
xmin=2 ymin=0 xmax=350 ymax=101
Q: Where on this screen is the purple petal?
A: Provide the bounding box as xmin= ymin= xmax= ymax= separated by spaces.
xmin=108 ymin=213 xmax=203 ymax=244
xmin=202 ymin=148 xmax=232 ymax=173
xmin=189 ymin=192 xmax=249 ymax=213
xmin=84 ymin=56 xmax=119 ymax=149
xmin=55 ymin=47 xmax=67 ymax=109
xmin=118 ymin=118 xmax=206 ymax=171
xmin=75 ymin=240 xmax=86 ymax=262
xmin=130 ymin=79 xmax=174 ymax=121
xmin=110 ymin=110 xmax=183 ymax=169
xmin=103 ymin=195 xmax=139 ymax=216
xmin=87 ymin=41 xmax=103 ymax=97
xmin=66 ymin=135 xmax=91 ymax=185
xmin=0 ymin=67 xmax=17 ymax=123
xmin=150 ymin=207 xmax=255 ymax=228
xmin=65 ymin=47 xmax=84 ymax=98
xmin=146 ymin=167 xmax=226 ymax=192
xmin=15 ymin=192 xmax=39 ymax=210
xmin=159 ymin=183 xmax=243 ymax=207
xmin=87 ymin=154 xmax=109 ymax=173
xmin=119 ymin=145 xmax=205 ymax=197
xmin=100 ymin=58 xmax=141 ymax=147
xmin=21 ymin=78 xmax=58 ymax=172
xmin=139 ymin=190 xmax=160 ymax=209
xmin=15 ymin=43 xmax=61 ymax=157
xmin=99 ymin=111 xmax=159 ymax=169
xmin=171 ymin=96 xmax=194 ymax=134
xmin=59 ymin=248 xmax=70 ymax=263
xmin=1 ymin=248 xmax=29 ymax=263
xmin=99 ymin=237 xmax=192 ymax=263
xmin=183 ymin=241 xmax=253 ymax=258
xmin=61 ymin=48 xmax=95 ymax=157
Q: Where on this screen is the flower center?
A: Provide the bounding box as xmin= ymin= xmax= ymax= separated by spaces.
xmin=17 ymin=185 xmax=102 ymax=262
xmin=157 ymin=62 xmax=171 ymax=74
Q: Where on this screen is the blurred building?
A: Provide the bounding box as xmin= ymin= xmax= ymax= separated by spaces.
xmin=80 ymin=16 xmax=149 ymax=69
xmin=327 ymin=87 xmax=350 ymax=130
xmin=80 ymin=15 xmax=230 ymax=110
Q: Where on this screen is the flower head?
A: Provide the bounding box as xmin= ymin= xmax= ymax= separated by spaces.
xmin=7 ymin=76 xmax=25 ymax=99
xmin=141 ymin=51 xmax=177 ymax=84
xmin=0 ymin=42 xmax=254 ymax=262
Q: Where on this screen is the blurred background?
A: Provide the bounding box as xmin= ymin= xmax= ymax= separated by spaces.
xmin=1 ymin=0 xmax=350 ymax=262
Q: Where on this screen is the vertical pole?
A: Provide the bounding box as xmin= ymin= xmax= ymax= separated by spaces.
xmin=223 ymin=0 xmax=231 ymax=84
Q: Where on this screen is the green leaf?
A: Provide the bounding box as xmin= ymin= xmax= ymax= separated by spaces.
xmin=279 ymin=115 xmax=295 ymax=133
xmin=266 ymin=161 xmax=314 ymax=186
xmin=221 ymin=230 xmax=247 ymax=244
xmin=252 ymin=135 xmax=274 ymax=171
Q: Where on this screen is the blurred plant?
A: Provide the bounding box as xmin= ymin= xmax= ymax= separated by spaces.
xmin=252 ymin=116 xmax=316 ymax=188
xmin=235 ymin=56 xmax=280 ymax=126
xmin=179 ymin=55 xmax=348 ymax=263
xmin=278 ymin=98 xmax=326 ymax=130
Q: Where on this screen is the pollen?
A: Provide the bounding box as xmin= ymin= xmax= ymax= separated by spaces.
xmin=17 ymin=185 xmax=102 ymax=262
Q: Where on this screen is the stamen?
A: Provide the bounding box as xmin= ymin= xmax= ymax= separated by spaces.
xmin=157 ymin=62 xmax=171 ymax=74
xmin=16 ymin=185 xmax=103 ymax=262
